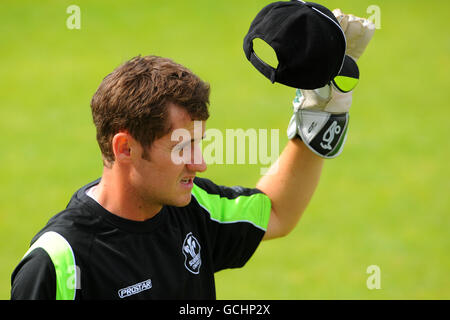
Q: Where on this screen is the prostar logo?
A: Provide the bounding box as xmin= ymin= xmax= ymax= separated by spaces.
xmin=182 ymin=232 xmax=202 ymax=274
xmin=118 ymin=279 xmax=152 ymax=299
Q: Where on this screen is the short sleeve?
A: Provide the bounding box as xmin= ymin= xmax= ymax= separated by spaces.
xmin=11 ymin=248 xmax=56 ymax=300
xmin=191 ymin=177 xmax=271 ymax=272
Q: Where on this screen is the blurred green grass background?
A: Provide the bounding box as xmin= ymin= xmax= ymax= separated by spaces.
xmin=1 ymin=0 xmax=449 ymax=299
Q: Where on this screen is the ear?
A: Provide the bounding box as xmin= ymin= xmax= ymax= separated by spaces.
xmin=112 ymin=132 xmax=132 ymax=162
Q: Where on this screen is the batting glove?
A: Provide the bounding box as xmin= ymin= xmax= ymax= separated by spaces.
xmin=287 ymin=11 xmax=375 ymax=158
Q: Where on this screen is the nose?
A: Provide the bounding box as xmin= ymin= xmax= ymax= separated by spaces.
xmin=187 ymin=156 xmax=207 ymax=173
xmin=186 ymin=144 xmax=207 ymax=173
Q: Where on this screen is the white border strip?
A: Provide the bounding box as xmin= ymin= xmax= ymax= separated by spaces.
xmin=24 ymin=231 xmax=78 ymax=300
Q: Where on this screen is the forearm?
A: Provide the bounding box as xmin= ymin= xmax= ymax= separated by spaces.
xmin=257 ymin=138 xmax=324 ymax=239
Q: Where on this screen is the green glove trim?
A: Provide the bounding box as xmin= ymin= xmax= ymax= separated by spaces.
xmin=332 ymin=75 xmax=359 ymax=93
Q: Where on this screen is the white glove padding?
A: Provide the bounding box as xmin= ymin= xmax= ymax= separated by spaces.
xmin=287 ymin=87 xmax=350 ymax=158
xmin=293 ymin=84 xmax=352 ymax=114
xmin=333 ymin=9 xmax=376 ymax=61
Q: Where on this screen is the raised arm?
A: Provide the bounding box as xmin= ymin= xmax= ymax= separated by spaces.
xmin=258 ymin=139 xmax=324 ymax=240
xmin=258 ymin=10 xmax=375 ymax=240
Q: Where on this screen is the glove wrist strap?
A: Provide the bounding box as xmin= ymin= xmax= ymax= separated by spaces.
xmin=288 ymin=110 xmax=349 ymax=159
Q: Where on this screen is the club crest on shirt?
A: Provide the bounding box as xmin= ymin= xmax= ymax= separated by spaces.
xmin=182 ymin=232 xmax=201 ymax=274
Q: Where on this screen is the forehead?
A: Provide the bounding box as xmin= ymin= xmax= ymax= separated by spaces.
xmin=168 ymin=103 xmax=194 ymax=130
xmin=164 ymin=103 xmax=205 ymax=140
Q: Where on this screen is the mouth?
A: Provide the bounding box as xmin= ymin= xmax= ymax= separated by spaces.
xmin=180 ymin=177 xmax=195 ymax=188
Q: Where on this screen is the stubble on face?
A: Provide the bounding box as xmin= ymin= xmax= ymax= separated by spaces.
xmin=130 ymin=103 xmax=206 ymax=212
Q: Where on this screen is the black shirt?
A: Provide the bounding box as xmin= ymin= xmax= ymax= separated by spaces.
xmin=11 ymin=177 xmax=271 ymax=300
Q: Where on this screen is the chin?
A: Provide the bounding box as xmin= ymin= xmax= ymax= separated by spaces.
xmin=170 ymin=193 xmax=192 ymax=207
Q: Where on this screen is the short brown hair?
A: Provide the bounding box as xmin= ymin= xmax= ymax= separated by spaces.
xmin=90 ymin=55 xmax=210 ymax=164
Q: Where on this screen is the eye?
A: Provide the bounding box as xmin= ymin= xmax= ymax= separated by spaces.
xmin=173 ymin=141 xmax=191 ymax=154
xmin=173 ymin=143 xmax=184 ymax=151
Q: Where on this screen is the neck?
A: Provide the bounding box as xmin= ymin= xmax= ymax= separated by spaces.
xmin=95 ymin=166 xmax=162 ymax=222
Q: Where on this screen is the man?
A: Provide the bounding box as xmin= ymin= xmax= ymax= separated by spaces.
xmin=11 ymin=5 xmax=374 ymax=299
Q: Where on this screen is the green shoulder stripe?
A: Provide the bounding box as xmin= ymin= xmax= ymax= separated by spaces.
xmin=191 ymin=184 xmax=271 ymax=231
xmin=23 ymin=231 xmax=78 ymax=300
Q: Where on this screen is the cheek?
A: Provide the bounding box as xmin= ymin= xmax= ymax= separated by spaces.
xmin=133 ymin=148 xmax=186 ymax=186
xmin=147 ymin=162 xmax=185 ymax=186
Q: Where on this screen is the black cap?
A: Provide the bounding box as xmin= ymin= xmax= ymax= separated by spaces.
xmin=243 ymin=0 xmax=358 ymax=89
